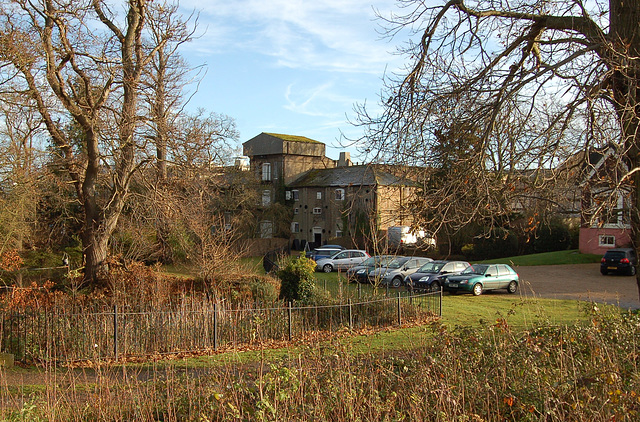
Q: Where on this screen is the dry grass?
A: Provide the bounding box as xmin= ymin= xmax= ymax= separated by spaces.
xmin=0 ymin=303 xmax=638 ymax=421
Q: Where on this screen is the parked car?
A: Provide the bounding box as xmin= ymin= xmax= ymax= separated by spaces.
xmin=306 ymin=244 xmax=345 ymax=261
xmin=370 ymin=256 xmax=433 ymax=287
xmin=601 ymin=248 xmax=637 ymax=275
xmin=346 ymin=255 xmax=396 ymax=283
xmin=315 ymin=250 xmax=370 ymax=272
xmin=405 ymin=260 xmax=471 ymax=292
xmin=444 ymin=263 xmax=519 ymax=296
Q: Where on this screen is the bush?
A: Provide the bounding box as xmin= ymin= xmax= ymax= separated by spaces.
xmin=463 ymin=228 xmax=519 ymax=260
xmin=531 ymin=219 xmax=572 ymax=253
xmin=277 ymin=256 xmax=316 ymax=303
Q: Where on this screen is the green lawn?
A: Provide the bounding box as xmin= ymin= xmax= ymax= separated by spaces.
xmin=478 ymin=249 xmax=602 ymax=266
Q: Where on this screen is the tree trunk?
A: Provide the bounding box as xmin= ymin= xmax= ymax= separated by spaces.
xmin=610 ymin=0 xmax=640 ymax=300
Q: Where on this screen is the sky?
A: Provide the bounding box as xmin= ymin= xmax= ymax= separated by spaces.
xmin=177 ymin=0 xmax=412 ymax=162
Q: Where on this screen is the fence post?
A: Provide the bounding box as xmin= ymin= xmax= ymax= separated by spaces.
xmin=214 ymin=302 xmax=218 ymax=350
xmin=358 ymin=282 xmax=361 ymax=299
xmin=348 ymin=299 xmax=353 ymax=330
xmin=288 ymin=302 xmax=292 ymax=341
xmin=113 ymin=305 xmax=118 ymax=361
xmin=439 ymin=288 xmax=443 ymax=317
xmin=397 ymin=292 xmax=401 ymax=326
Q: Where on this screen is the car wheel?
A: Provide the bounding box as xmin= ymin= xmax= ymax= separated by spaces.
xmin=472 ymin=283 xmax=483 ymax=296
xmin=600 ymin=269 xmax=608 ymax=275
xmin=630 ymin=266 xmax=637 ymax=276
xmin=507 ymin=280 xmax=518 ymax=294
xmin=323 ymin=264 xmax=333 ymax=273
xmin=391 ymin=277 xmax=402 ymax=288
xmin=430 ymin=281 xmax=441 ymax=293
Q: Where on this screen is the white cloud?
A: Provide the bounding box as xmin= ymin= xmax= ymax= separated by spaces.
xmin=180 ymin=0 xmax=399 ymax=74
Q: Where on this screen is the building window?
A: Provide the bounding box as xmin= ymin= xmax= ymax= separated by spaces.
xmin=292 ymin=190 xmax=299 ymax=201
xmin=599 ymin=234 xmax=616 ymax=247
xmin=260 ymin=221 xmax=273 ymax=238
xmin=313 ymin=207 xmax=322 ymax=215
xmin=317 ymin=192 xmax=322 ymax=200
xmin=335 ymin=230 xmax=343 ymax=237
xmin=262 ymin=190 xmax=271 ymax=206
xmin=261 ymin=163 xmax=271 ymax=181
xmin=291 ymin=222 xmax=300 ymax=233
xmin=335 ymin=188 xmax=345 ymax=200
xmin=294 ymin=208 xmax=299 ymax=215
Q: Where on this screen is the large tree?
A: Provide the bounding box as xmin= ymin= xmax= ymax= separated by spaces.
xmin=0 ymin=0 xmax=193 ymax=285
xmin=354 ymin=0 xmax=640 ymax=296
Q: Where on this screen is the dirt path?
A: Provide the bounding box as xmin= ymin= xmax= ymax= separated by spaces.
xmin=513 ymin=263 xmax=640 ymax=310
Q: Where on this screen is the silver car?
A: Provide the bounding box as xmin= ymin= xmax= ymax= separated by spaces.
xmin=369 ymin=256 xmax=433 ymax=287
xmin=315 ymin=249 xmax=370 ymax=272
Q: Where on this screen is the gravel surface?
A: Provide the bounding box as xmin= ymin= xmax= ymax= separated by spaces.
xmin=513 ymin=263 xmax=640 ymax=310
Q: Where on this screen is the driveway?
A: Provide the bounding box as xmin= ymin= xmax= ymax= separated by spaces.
xmin=513 ymin=263 xmax=640 ymax=310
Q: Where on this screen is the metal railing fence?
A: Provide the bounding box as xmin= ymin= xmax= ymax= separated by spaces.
xmin=0 ymin=291 xmax=441 ymax=363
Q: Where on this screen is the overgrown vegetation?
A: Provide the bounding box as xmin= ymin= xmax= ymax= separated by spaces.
xmin=0 ymin=303 xmax=637 ymax=421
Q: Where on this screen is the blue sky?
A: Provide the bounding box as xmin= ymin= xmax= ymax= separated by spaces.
xmin=178 ymin=0 xmax=409 ymax=162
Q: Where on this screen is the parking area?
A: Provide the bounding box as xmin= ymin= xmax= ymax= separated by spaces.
xmin=513 ymin=263 xmax=640 ymax=309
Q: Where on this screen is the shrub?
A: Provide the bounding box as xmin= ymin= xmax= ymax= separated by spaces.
xmin=277 ymin=256 xmax=316 ymax=303
xmin=463 ymin=227 xmax=519 ymax=260
xmin=531 ymin=218 xmax=571 ymax=253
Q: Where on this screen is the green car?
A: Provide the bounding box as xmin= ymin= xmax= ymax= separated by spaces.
xmin=443 ymin=264 xmax=519 ymax=296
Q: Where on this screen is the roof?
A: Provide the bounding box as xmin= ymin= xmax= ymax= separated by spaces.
xmin=262 ymin=132 xmax=322 ymax=144
xmin=242 ymin=132 xmax=326 ymax=157
xmin=289 ymin=165 xmax=416 ymax=188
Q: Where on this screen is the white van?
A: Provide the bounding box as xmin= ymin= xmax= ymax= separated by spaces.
xmin=388 ymin=226 xmax=435 ymax=248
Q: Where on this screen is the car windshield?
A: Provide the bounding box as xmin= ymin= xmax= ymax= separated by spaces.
xmin=387 ymin=257 xmax=409 ymax=269
xmin=462 ymin=264 xmax=488 ymax=275
xmin=361 ymin=256 xmax=378 ymax=266
xmin=418 ymin=262 xmax=445 ymax=273
xmin=604 ymin=251 xmax=626 ymax=259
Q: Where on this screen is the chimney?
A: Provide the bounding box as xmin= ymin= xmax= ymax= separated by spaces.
xmin=338 ymin=152 xmax=352 ymax=167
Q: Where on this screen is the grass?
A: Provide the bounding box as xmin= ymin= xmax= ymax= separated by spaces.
xmin=478 ymin=249 xmax=602 ymax=265
xmin=0 ymin=250 xmax=618 ymax=420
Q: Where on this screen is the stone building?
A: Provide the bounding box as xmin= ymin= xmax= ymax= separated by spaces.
xmin=242 ymin=132 xmax=417 ymax=247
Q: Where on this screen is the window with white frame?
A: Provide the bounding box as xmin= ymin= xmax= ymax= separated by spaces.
xmin=294 ymin=208 xmax=299 ymax=215
xmin=262 ymin=190 xmax=271 ymax=206
xmin=317 ymin=191 xmax=322 ymax=200
xmin=291 ymin=222 xmax=300 ymax=233
xmin=261 ymin=163 xmax=271 ymax=181
xmin=335 ymin=188 xmax=345 ymax=200
xmin=595 ymin=190 xmax=631 ymax=228
xmin=260 ymin=221 xmax=273 ymax=238
xmin=313 ymin=207 xmax=322 ymax=215
xmin=292 ymin=190 xmax=299 ymax=201
xmin=599 ymin=234 xmax=616 ymax=247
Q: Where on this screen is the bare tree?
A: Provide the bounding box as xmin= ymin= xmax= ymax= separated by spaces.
xmin=0 ymin=101 xmax=44 ymax=285
xmin=352 ymin=0 xmax=640 ymax=295
xmin=0 ymin=0 xmax=194 ymax=285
